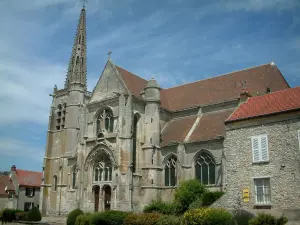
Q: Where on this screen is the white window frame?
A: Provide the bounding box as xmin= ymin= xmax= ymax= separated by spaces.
xmin=254 ymin=177 xmax=271 ymax=205
xmin=251 ymin=134 xmax=269 ymax=163
xmin=25 ymin=187 xmax=34 ymax=197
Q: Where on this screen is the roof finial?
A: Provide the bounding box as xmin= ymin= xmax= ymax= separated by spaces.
xmin=82 ymin=0 xmax=87 ymax=8
xmin=108 ymin=50 xmax=112 ymax=59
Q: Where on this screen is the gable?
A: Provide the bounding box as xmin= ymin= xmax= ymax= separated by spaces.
xmin=89 ymin=60 xmax=129 ymax=103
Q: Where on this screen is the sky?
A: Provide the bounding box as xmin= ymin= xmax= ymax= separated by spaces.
xmin=0 ymin=0 xmax=299 ymax=172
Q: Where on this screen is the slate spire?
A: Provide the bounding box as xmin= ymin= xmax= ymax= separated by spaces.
xmin=64 ymin=7 xmax=87 ymax=89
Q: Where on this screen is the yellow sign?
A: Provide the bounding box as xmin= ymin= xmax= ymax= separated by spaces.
xmin=242 ymin=188 xmax=250 ymax=203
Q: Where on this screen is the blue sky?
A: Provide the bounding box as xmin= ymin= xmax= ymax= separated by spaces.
xmin=0 ymin=0 xmax=299 ymax=172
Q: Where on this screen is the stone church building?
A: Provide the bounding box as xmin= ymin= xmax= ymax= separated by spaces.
xmin=40 ymin=7 xmax=300 ymax=216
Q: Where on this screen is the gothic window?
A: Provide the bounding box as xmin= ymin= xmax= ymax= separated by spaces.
xmin=76 ymin=56 xmax=79 ymax=65
xmin=82 ymin=58 xmax=84 ymax=67
xmin=72 ymin=171 xmax=76 ymax=189
xmin=78 ymin=35 xmax=81 ymax=44
xmin=53 ymin=176 xmax=58 ymax=191
xmin=164 ymin=155 xmax=177 ymax=186
xmin=93 ymin=153 xmax=112 ymax=182
xmin=195 ymin=152 xmax=216 ymax=185
xmin=96 ymin=109 xmax=114 ymax=136
xmin=132 ymin=114 xmax=139 ymax=173
xmin=56 ymin=104 xmax=62 ymax=130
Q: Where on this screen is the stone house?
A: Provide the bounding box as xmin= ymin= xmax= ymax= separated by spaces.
xmin=213 ymin=87 xmax=300 ymax=220
xmin=39 ymin=6 xmax=299 ymax=216
xmin=10 ymin=165 xmax=43 ymax=212
xmin=0 ymin=175 xmax=15 ymax=210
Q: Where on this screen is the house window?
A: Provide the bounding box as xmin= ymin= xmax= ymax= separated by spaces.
xmin=254 ymin=178 xmax=271 ymax=205
xmin=8 ymin=191 xmax=14 ymax=199
xmin=25 ymin=188 xmax=35 ymax=197
xmin=251 ymin=135 xmax=269 ymax=163
xmin=94 ymin=152 xmax=112 ymax=182
xmin=96 ymin=109 xmax=114 ymax=136
xmin=53 ymin=175 xmax=58 ymax=191
xmin=165 ymin=156 xmax=177 ymax=186
xmin=24 ymin=202 xmax=34 ymax=212
xmin=195 ymin=152 xmax=216 ymax=185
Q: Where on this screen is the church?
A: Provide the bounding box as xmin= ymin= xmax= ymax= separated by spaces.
xmin=40 ymin=6 xmax=300 ymax=217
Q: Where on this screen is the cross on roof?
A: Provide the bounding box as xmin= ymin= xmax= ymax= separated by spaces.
xmin=108 ymin=50 xmax=112 ymax=59
xmin=82 ymin=0 xmax=88 ymax=8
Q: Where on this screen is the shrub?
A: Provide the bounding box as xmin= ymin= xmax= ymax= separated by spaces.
xmin=156 ymin=215 xmax=182 ymax=225
xmin=202 ymin=191 xmax=225 ymax=206
xmin=249 ymin=213 xmax=288 ymax=225
xmin=91 ymin=210 xmax=131 ymax=225
xmin=0 ymin=209 xmax=23 ymax=223
xmin=67 ymin=208 xmax=84 ymax=225
xmin=27 ymin=206 xmax=41 ymax=222
xmin=123 ymin=213 xmax=162 ymax=225
xmin=15 ymin=211 xmax=28 ymax=221
xmin=143 ymin=200 xmax=175 ymax=215
xmin=173 ymin=179 xmax=207 ymax=214
xmin=188 ymin=198 xmax=203 ymax=210
xmin=231 ymin=209 xmax=255 ymax=225
xmin=75 ymin=213 xmax=92 ymax=225
xmin=183 ymin=207 xmax=232 ymax=225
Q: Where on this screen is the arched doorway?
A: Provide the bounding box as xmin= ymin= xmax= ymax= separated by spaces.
xmin=103 ymin=185 xmax=111 ymax=211
xmin=93 ymin=185 xmax=100 ymax=212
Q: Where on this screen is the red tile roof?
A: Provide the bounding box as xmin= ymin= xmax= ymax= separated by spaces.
xmin=160 ymin=63 xmax=289 ymax=111
xmin=189 ymin=109 xmax=235 ymax=143
xmin=15 ymin=169 xmax=42 ymax=187
xmin=116 ymin=66 xmax=148 ymax=99
xmin=161 ymin=116 xmax=197 ymax=146
xmin=226 ymin=87 xmax=300 ymax=122
xmin=0 ymin=175 xmax=15 ymax=197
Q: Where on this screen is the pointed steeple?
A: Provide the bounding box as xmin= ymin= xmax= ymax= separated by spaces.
xmin=64 ymin=7 xmax=87 ymax=89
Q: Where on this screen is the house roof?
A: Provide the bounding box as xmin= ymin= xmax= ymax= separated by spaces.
xmin=161 ymin=115 xmax=197 ymax=146
xmin=116 ymin=63 xmax=289 ymax=111
xmin=226 ymin=87 xmax=300 ymax=122
xmin=189 ymin=109 xmax=235 ymax=143
xmin=15 ymin=169 xmax=42 ymax=187
xmin=0 ymin=175 xmax=15 ymax=197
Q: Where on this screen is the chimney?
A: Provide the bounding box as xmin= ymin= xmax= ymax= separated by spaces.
xmin=11 ymin=165 xmax=16 ymax=172
xmin=240 ymin=91 xmax=251 ymax=104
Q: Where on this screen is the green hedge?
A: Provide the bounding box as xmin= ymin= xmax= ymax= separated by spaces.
xmin=201 ymin=191 xmax=224 ymax=206
xmin=231 ymin=209 xmax=255 ymax=225
xmin=0 ymin=208 xmax=23 ymax=223
xmin=249 ymin=213 xmax=288 ymax=225
xmin=183 ymin=207 xmax=233 ymax=225
xmin=75 ymin=213 xmax=92 ymax=225
xmin=143 ymin=200 xmax=175 ymax=215
xmin=27 ymin=206 xmax=41 ymax=222
xmin=90 ymin=210 xmax=130 ymax=225
xmin=123 ymin=213 xmax=162 ymax=225
xmin=67 ymin=208 xmax=84 ymax=225
xmin=156 ymin=215 xmax=182 ymax=225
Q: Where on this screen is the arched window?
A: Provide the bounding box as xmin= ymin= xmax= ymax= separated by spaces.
xmin=165 ymin=156 xmax=177 ymax=186
xmin=93 ymin=153 xmax=112 ymax=182
xmin=72 ymin=171 xmax=76 ymax=189
xmin=53 ymin=176 xmax=58 ymax=191
xmin=195 ymin=152 xmax=216 ymax=185
xmin=76 ymin=56 xmax=79 ymax=65
xmin=96 ymin=109 xmax=114 ymax=136
xmin=132 ymin=114 xmax=139 ymax=173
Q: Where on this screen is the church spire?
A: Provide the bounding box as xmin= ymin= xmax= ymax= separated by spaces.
xmin=64 ymin=7 xmax=87 ymax=89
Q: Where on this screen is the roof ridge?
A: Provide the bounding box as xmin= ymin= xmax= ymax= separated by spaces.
xmin=161 ymin=62 xmax=273 ymax=92
xmin=16 ymin=169 xmax=42 ymax=173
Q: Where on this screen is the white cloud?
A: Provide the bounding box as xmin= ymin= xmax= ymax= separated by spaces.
xmin=0 ymin=138 xmax=44 ymax=163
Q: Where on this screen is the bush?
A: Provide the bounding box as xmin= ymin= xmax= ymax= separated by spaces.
xmin=174 ymin=179 xmax=207 ymax=214
xmin=249 ymin=213 xmax=288 ymax=225
xmin=15 ymin=211 xmax=28 ymax=221
xmin=91 ymin=210 xmax=131 ymax=225
xmin=202 ymin=191 xmax=225 ymax=206
xmin=188 ymin=198 xmax=203 ymax=210
xmin=67 ymin=208 xmax=84 ymax=225
xmin=75 ymin=213 xmax=92 ymax=225
xmin=183 ymin=207 xmax=232 ymax=225
xmin=143 ymin=200 xmax=175 ymax=215
xmin=156 ymin=215 xmax=182 ymax=225
xmin=123 ymin=213 xmax=162 ymax=225
xmin=0 ymin=209 xmax=23 ymax=223
xmin=27 ymin=206 xmax=41 ymax=222
xmin=231 ymin=209 xmax=255 ymax=225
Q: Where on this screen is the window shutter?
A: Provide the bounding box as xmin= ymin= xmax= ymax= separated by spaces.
xmin=260 ymin=136 xmax=269 ymax=161
xmin=252 ymin=137 xmax=260 ymax=162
